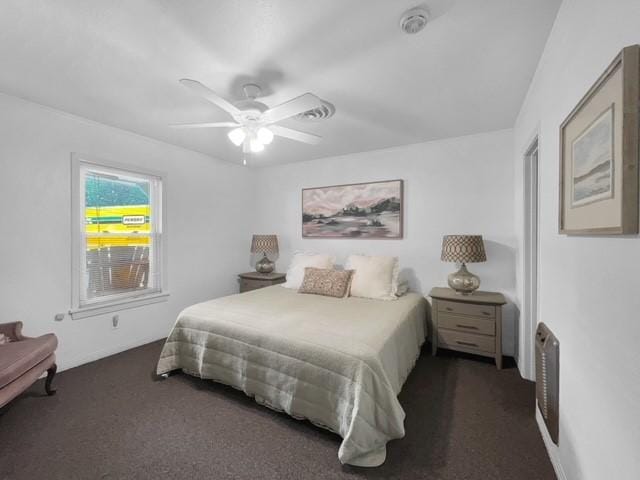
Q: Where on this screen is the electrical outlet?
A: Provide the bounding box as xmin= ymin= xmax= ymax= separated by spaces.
xmin=112 ymin=315 xmax=119 ymax=329
xmin=54 ymin=313 xmax=65 ymax=322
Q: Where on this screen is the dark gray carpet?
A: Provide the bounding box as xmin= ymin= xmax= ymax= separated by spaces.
xmin=0 ymin=341 xmax=555 ymax=479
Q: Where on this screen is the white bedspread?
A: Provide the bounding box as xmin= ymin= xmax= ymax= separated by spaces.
xmin=156 ymin=286 xmax=426 ymax=466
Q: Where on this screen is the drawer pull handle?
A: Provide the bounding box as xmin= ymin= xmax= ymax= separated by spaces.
xmin=482 ymin=311 xmax=491 ymax=316
xmin=456 ymin=324 xmax=478 ymax=330
xmin=446 ymin=307 xmax=453 ymax=311
xmin=456 ymin=341 xmax=478 ymax=347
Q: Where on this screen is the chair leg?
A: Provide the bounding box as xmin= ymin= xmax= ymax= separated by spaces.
xmin=45 ymin=364 xmax=57 ymax=396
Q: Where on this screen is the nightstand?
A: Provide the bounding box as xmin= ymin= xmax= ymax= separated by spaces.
xmin=238 ymin=272 xmax=286 ymax=293
xmin=428 ymin=287 xmax=506 ymax=369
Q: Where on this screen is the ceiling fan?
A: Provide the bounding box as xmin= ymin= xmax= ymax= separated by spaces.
xmin=171 ymin=79 xmax=324 ymax=159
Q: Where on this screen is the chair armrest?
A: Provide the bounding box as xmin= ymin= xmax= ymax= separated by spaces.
xmin=0 ymin=321 xmax=26 ymax=341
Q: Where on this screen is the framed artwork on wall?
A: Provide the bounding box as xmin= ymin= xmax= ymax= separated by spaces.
xmin=302 ymin=179 xmax=403 ymax=238
xmin=559 ymin=45 xmax=639 ymax=234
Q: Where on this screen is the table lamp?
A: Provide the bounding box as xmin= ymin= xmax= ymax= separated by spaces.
xmin=441 ymin=235 xmax=486 ymax=295
xmin=251 ymin=234 xmax=279 ymax=274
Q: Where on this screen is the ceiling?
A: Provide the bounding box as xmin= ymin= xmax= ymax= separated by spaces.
xmin=0 ymin=0 xmax=561 ymax=166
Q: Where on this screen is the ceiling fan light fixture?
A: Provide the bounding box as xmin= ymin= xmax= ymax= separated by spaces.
xmin=228 ymin=127 xmax=246 ymax=146
xmin=257 ymin=127 xmax=274 ymax=145
xmin=249 ymin=137 xmax=264 ymax=153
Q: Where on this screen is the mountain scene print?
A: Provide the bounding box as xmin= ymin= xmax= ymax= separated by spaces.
xmin=571 ymin=106 xmax=614 ymax=207
xmin=302 ymin=180 xmax=402 ymax=238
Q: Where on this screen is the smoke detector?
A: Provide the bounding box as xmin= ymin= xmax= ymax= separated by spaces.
xmin=400 ymin=7 xmax=430 ymax=34
xmin=295 ymin=100 xmax=335 ymax=122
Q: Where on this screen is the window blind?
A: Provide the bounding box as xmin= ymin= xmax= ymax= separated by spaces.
xmin=76 ymin=163 xmax=163 ymax=307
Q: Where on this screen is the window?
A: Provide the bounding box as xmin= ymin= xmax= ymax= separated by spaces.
xmin=71 ymin=156 xmax=167 ymax=318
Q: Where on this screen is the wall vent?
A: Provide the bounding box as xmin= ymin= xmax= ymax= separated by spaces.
xmin=536 ymin=322 xmax=560 ymax=444
xmin=295 ymin=100 xmax=335 ymax=122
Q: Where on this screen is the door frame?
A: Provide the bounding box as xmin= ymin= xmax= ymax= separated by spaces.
xmin=522 ymin=137 xmax=540 ymax=380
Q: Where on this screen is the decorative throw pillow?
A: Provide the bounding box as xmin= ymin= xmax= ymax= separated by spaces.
xmin=283 ymin=252 xmax=335 ymax=289
xmin=0 ymin=334 xmax=10 ymax=345
xmin=298 ymin=267 xmax=354 ymax=298
xmin=345 ymin=255 xmax=400 ymax=301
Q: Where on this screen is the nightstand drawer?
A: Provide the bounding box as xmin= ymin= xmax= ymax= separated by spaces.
xmin=437 ymin=299 xmax=495 ymax=319
xmin=238 ymin=273 xmax=286 ymax=293
xmin=438 ymin=313 xmax=495 ymax=335
xmin=438 ymin=330 xmax=496 ymax=354
xmin=240 ymin=279 xmax=266 ymax=292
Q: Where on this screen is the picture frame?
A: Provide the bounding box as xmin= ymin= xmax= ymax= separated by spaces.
xmin=559 ymin=45 xmax=640 ymax=235
xmin=302 ymin=179 xmax=403 ymax=239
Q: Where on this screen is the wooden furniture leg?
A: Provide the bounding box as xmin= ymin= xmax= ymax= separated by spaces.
xmin=45 ymin=364 xmax=57 ymax=396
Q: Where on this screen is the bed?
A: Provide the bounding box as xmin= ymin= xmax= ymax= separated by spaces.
xmin=156 ymin=285 xmax=427 ymax=467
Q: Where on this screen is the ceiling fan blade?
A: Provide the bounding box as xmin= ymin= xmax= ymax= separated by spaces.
xmin=270 ymin=125 xmax=322 ymax=145
xmin=179 ymin=79 xmax=241 ymax=117
xmin=169 ymin=122 xmax=239 ymax=129
xmin=261 ymin=93 xmax=323 ymax=124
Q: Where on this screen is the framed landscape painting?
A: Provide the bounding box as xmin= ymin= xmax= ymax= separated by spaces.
xmin=559 ymin=45 xmax=639 ymax=234
xmin=302 ymin=180 xmax=403 ymax=238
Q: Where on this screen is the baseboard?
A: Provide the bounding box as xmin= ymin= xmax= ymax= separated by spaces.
xmin=517 ymin=354 xmax=535 ymax=381
xmin=56 ymin=334 xmax=166 ymax=372
xmin=536 ymin=407 xmax=568 ymax=480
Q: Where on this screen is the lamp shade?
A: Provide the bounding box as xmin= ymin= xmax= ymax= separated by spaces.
xmin=250 ymin=234 xmax=279 ymax=255
xmin=441 ymin=235 xmax=486 ymax=263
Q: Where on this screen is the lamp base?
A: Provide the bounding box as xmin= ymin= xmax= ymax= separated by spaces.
xmin=447 ymin=263 xmax=480 ymax=295
xmin=255 ymin=253 xmax=275 ymax=274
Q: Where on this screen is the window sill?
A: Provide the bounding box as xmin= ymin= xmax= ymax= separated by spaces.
xmin=70 ymin=292 xmax=170 ymax=320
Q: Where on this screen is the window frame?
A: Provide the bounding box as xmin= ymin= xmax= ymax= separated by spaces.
xmin=70 ymin=154 xmax=169 ymax=320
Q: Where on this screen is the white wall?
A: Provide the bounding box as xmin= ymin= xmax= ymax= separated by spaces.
xmin=251 ymin=129 xmax=519 ymax=356
xmin=513 ymin=1 xmax=640 ymax=478
xmin=0 ymin=93 xmax=252 ymax=371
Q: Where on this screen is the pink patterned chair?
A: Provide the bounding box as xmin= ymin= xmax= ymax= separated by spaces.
xmin=0 ymin=322 xmax=58 ymax=408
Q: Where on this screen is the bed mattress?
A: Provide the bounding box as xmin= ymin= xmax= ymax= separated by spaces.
xmin=156 ymin=285 xmax=426 ymax=466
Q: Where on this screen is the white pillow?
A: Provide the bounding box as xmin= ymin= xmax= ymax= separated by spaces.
xmin=345 ymin=255 xmax=400 ymax=301
xmin=283 ymin=252 xmax=335 ymax=289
